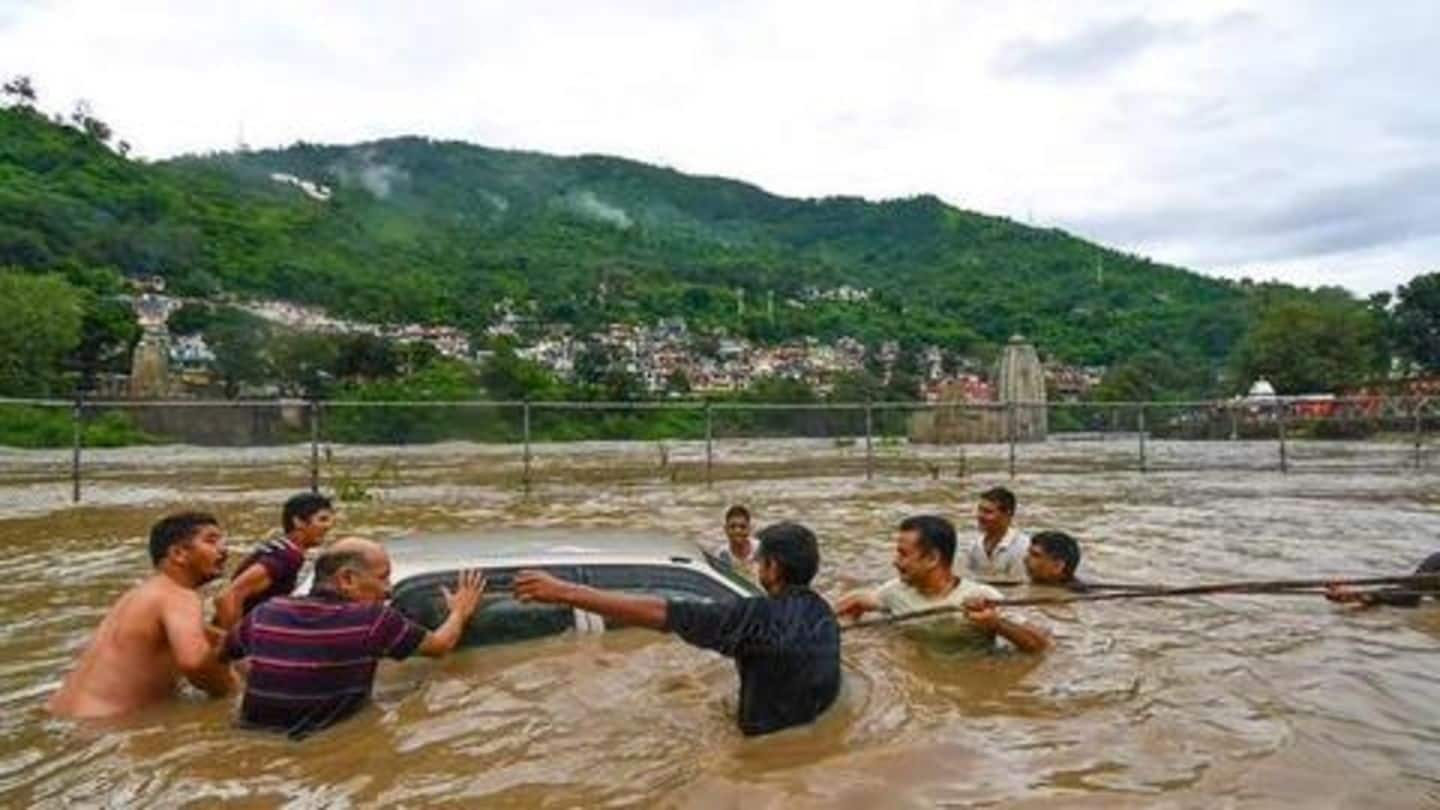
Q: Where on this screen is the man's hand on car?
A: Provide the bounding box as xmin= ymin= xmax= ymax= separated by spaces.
xmin=514 ymin=570 xmax=575 ymax=604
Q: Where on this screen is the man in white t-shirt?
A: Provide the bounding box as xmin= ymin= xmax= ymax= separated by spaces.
xmin=961 ymin=486 xmax=1030 ymax=582
xmin=835 ymin=515 xmax=1049 ymax=652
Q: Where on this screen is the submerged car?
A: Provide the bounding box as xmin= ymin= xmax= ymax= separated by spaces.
xmin=383 ymin=529 xmax=763 ymax=647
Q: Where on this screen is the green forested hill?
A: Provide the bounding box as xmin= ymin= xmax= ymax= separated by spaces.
xmin=3 ymin=104 xmax=1247 ymax=367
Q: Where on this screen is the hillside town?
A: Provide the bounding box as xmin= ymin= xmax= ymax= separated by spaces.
xmin=147 ymin=293 xmax=1104 ymax=402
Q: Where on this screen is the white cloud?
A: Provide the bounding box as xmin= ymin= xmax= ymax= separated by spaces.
xmin=1 ymin=0 xmax=1436 ymax=293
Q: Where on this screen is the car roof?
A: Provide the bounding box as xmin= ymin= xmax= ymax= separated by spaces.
xmin=383 ymin=528 xmax=714 ymax=581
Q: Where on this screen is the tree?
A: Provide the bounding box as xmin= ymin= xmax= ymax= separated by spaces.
xmin=828 ymin=370 xmax=883 ymax=402
xmin=204 ymin=310 xmax=272 ymax=398
xmin=334 ymin=333 xmax=400 ymax=381
xmin=1 ymin=75 xmax=36 ymax=108
xmin=67 ymin=295 xmax=138 ymax=388
xmin=1092 ymin=351 xmax=1213 ymax=401
xmin=1228 ymin=293 xmax=1387 ymax=394
xmin=68 ymin=99 xmax=112 ymax=144
xmin=269 ymin=332 xmax=340 ymax=397
xmin=573 ymin=340 xmax=615 ymax=388
xmin=1392 ymin=272 xmax=1440 ymax=371
xmin=664 ymin=369 xmax=691 ymax=395
xmin=478 ymin=345 xmax=559 ymax=400
xmin=0 ymin=271 xmax=84 ymax=396
xmin=601 ymin=367 xmax=644 ymax=401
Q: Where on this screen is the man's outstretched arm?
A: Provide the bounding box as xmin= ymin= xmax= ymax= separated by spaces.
xmin=514 ymin=570 xmax=668 ymax=629
xmin=833 ymin=589 xmax=882 ymax=621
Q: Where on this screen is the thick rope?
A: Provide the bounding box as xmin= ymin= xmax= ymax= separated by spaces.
xmin=841 ymin=573 xmax=1440 ymax=632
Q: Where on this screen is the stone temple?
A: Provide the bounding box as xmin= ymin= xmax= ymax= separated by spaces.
xmin=909 ymin=334 xmax=1048 ymax=443
xmin=128 ymin=293 xmax=178 ymax=399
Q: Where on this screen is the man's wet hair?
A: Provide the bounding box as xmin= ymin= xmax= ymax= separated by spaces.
xmin=980 ymin=486 xmax=1017 ymax=516
xmin=725 ymin=504 xmax=751 ymax=523
xmin=313 ymin=545 xmax=372 ymax=586
xmin=1031 ymin=531 xmax=1081 ymax=578
xmin=283 ymin=492 xmax=333 ymax=532
xmin=149 ymin=511 xmax=219 ymax=566
xmin=756 ymin=522 xmax=819 ymax=586
xmin=898 ymin=515 xmax=958 ymax=567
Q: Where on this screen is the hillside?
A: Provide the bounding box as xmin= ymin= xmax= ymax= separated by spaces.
xmin=2 ymin=105 xmax=1247 ymax=366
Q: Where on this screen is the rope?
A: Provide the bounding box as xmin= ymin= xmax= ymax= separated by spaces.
xmin=841 ymin=573 xmax=1440 ymax=632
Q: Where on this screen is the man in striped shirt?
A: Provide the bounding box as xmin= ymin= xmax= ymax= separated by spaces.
xmin=222 ymin=537 xmax=484 ymax=738
xmin=214 ymin=492 xmax=336 ymax=630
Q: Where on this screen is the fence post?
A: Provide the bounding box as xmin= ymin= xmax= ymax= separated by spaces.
xmin=1137 ymin=404 xmax=1148 ymax=473
xmin=704 ymin=401 xmax=714 ymax=487
xmin=1007 ymin=401 xmax=1017 ymax=479
xmin=1278 ymin=403 xmax=1289 ymax=474
xmin=308 ymin=399 xmax=321 ymax=493
xmin=522 ymin=398 xmax=532 ymax=492
xmin=1414 ymin=402 xmax=1424 ymax=470
xmin=864 ymin=398 xmax=874 ymax=481
xmin=1229 ymin=404 xmax=1239 ymax=441
xmin=70 ymin=393 xmax=84 ymax=504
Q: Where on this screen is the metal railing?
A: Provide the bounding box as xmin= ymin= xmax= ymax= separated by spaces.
xmin=1 ymin=395 xmax=1436 ymax=503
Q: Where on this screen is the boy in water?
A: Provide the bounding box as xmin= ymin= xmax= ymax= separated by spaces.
xmin=714 ymin=504 xmax=757 ymax=577
xmin=214 ymin=492 xmax=335 ymax=630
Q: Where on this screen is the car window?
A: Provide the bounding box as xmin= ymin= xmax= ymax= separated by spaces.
xmin=584 ymin=564 xmax=744 ymax=629
xmin=393 ymin=566 xmax=578 ymax=647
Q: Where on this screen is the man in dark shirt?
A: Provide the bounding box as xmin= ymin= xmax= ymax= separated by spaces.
xmin=1024 ymin=531 xmax=1091 ymax=592
xmin=214 ymin=492 xmax=336 ymax=629
xmin=1326 ymin=551 xmax=1440 ymax=608
xmin=222 ymin=537 xmax=484 ymax=738
xmin=514 ymin=521 xmax=841 ymax=736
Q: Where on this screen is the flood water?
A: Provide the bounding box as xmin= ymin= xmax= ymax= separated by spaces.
xmin=2 ymin=438 xmax=1439 ymax=808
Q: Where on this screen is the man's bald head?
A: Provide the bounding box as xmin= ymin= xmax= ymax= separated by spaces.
xmin=314 ymin=537 xmax=390 ymax=594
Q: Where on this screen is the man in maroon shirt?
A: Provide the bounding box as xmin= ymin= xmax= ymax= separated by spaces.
xmin=215 ymin=492 xmax=335 ymax=630
xmin=222 ymin=537 xmax=483 ymax=738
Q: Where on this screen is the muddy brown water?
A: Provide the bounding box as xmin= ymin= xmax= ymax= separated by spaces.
xmin=1 ymin=439 xmax=1439 ymax=808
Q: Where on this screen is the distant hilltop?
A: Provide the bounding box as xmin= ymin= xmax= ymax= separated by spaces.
xmin=5 ymin=98 xmax=1249 ymax=375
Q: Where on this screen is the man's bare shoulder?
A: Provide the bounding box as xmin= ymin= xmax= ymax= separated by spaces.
xmin=112 ymin=575 xmax=197 ymax=623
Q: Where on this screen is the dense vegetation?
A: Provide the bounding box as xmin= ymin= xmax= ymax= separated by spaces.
xmin=2 ymin=76 xmax=1433 ymax=449
xmin=3 ymin=85 xmax=1247 ymax=368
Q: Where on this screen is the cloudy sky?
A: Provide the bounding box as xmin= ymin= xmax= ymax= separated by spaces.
xmin=2 ymin=0 xmax=1436 ymax=293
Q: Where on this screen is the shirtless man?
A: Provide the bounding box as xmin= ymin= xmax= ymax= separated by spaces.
xmin=48 ymin=512 xmax=236 ymax=720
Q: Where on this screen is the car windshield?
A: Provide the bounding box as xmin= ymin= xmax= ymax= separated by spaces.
xmin=702 ymin=550 xmax=765 ymax=596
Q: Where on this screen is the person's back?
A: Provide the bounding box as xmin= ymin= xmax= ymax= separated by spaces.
xmin=516 ymin=521 xmax=842 ymax=737
xmin=221 ymin=537 xmax=484 ymax=738
xmin=49 ymin=577 xmax=190 ymax=718
xmin=670 ymin=586 xmax=841 ymax=736
xmin=230 ymin=592 xmax=422 ymax=736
